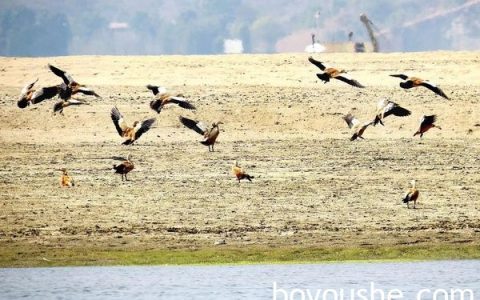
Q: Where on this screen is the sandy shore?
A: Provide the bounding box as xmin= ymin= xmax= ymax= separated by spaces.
xmin=0 ymin=52 xmax=479 ymax=266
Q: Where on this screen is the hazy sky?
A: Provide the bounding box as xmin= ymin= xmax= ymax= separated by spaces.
xmin=1 ymin=0 xmax=479 ymax=56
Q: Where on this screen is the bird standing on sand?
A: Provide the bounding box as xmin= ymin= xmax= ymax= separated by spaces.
xmin=343 ymin=113 xmax=373 ymax=141
xmin=373 ymin=99 xmax=411 ymax=126
xmin=232 ymin=161 xmax=254 ymax=183
xmin=390 ymin=74 xmax=449 ymax=99
xmin=308 ymin=56 xmax=365 ymax=88
xmin=146 ymin=85 xmax=196 ymax=114
xmin=59 ymin=168 xmax=74 ymax=187
xmin=402 ymin=180 xmax=419 ymax=209
xmin=414 ymin=115 xmax=441 ymax=138
xmin=179 ymin=116 xmax=223 ymax=152
xmin=112 ymin=154 xmax=134 ymax=181
xmin=111 ymin=106 xmax=156 ymax=145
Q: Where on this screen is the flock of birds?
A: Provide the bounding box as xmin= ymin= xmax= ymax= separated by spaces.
xmin=18 ymin=56 xmax=450 ymax=209
xmin=306 ymin=56 xmax=450 ymax=208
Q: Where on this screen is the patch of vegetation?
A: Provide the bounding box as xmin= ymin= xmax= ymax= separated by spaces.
xmin=1 ymin=244 xmax=479 ymax=268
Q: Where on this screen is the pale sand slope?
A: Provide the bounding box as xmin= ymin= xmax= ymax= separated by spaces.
xmin=0 ymin=52 xmax=479 ymax=252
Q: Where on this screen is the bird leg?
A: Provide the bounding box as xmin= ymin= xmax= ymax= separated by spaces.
xmin=407 ymin=202 xmax=410 ymax=209
xmin=125 ymin=174 xmax=129 ymax=181
xmin=121 ymin=174 xmax=124 ymax=181
xmin=413 ymin=200 xmax=416 ymax=209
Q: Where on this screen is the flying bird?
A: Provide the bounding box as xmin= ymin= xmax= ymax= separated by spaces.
xmin=179 ymin=116 xmax=223 ymax=152
xmin=59 ymin=168 xmax=75 ymax=187
xmin=402 ymin=180 xmax=419 ymax=209
xmin=343 ymin=113 xmax=373 ymax=141
xmin=232 ymin=161 xmax=254 ymax=183
xmin=17 ymin=79 xmax=59 ymax=108
xmin=147 ymin=85 xmax=196 ymax=114
xmin=112 ymin=154 xmax=134 ymax=181
xmin=111 ymin=106 xmax=156 ymax=145
xmin=414 ymin=115 xmax=441 ymax=138
xmin=308 ymin=56 xmax=365 ymax=88
xmin=48 ymin=64 xmax=101 ymax=100
xmin=373 ymin=99 xmax=411 ymax=126
xmin=53 ymin=99 xmax=89 ymax=115
xmin=390 ymin=74 xmax=449 ymax=99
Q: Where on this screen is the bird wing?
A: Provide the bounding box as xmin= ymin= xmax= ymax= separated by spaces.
xmin=421 ymin=115 xmax=436 ymax=127
xmin=20 ymin=78 xmax=38 ymax=97
xmin=48 ymin=64 xmax=75 ymax=85
xmin=308 ymin=56 xmax=326 ymax=71
xmin=134 ymin=118 xmax=156 ymax=140
xmin=343 ymin=113 xmax=360 ymax=129
xmin=179 ymin=116 xmax=206 ymax=135
xmin=420 ymin=81 xmax=449 ymax=99
xmin=376 ymin=99 xmax=389 ymax=111
xmin=66 ymin=99 xmax=89 ymax=105
xmin=334 ymin=74 xmax=365 ymax=88
xmin=111 ymin=156 xmax=128 ymax=161
xmin=385 ymin=102 xmax=411 ymax=117
xmin=146 ymin=85 xmax=166 ymax=96
xmin=110 ymin=107 xmax=128 ymax=136
xmin=169 ymin=97 xmax=196 ymax=110
xmin=76 ymin=87 xmax=100 ymax=97
xmin=390 ymin=74 xmax=409 ymax=80
xmin=31 ymin=86 xmax=59 ymax=104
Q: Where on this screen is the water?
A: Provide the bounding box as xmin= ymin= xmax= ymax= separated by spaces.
xmin=1 ymin=260 xmax=479 ymax=299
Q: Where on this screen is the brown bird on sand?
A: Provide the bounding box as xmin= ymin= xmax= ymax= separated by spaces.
xmin=373 ymin=99 xmax=411 ymax=126
xmin=111 ymin=106 xmax=156 ymax=145
xmin=53 ymin=99 xmax=89 ymax=115
xmin=402 ymin=180 xmax=419 ymax=209
xmin=308 ymin=56 xmax=365 ymax=88
xmin=112 ymin=154 xmax=134 ymax=181
xmin=343 ymin=113 xmax=374 ymax=141
xmin=232 ymin=161 xmax=254 ymax=183
xmin=179 ymin=116 xmax=223 ymax=152
xmin=59 ymin=168 xmax=75 ymax=187
xmin=48 ymin=64 xmax=101 ymax=100
xmin=413 ymin=115 xmax=441 ymax=138
xmin=390 ymin=74 xmax=449 ymax=99
xmin=146 ymin=85 xmax=196 ymax=114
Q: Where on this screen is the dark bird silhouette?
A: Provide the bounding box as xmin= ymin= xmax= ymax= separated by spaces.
xmin=373 ymin=99 xmax=411 ymax=126
xmin=111 ymin=106 xmax=156 ymax=145
xmin=179 ymin=116 xmax=223 ymax=152
xmin=308 ymin=56 xmax=365 ymax=88
xmin=112 ymin=154 xmax=134 ymax=181
xmin=414 ymin=115 xmax=441 ymax=138
xmin=343 ymin=113 xmax=373 ymax=141
xmin=232 ymin=161 xmax=254 ymax=183
xmin=390 ymin=74 xmax=449 ymax=99
xmin=402 ymin=180 xmax=419 ymax=209
xmin=147 ymin=85 xmax=195 ymax=114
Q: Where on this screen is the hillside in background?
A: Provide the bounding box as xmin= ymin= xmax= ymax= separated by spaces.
xmin=0 ymin=0 xmax=479 ymax=56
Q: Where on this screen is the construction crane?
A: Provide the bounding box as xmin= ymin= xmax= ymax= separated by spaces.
xmin=360 ymin=13 xmax=379 ymax=52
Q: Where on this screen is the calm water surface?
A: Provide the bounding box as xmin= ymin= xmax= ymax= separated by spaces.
xmin=1 ymin=260 xmax=479 ymax=299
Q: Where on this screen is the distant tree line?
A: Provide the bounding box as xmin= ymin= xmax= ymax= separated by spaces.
xmin=0 ymin=0 xmax=478 ymax=56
